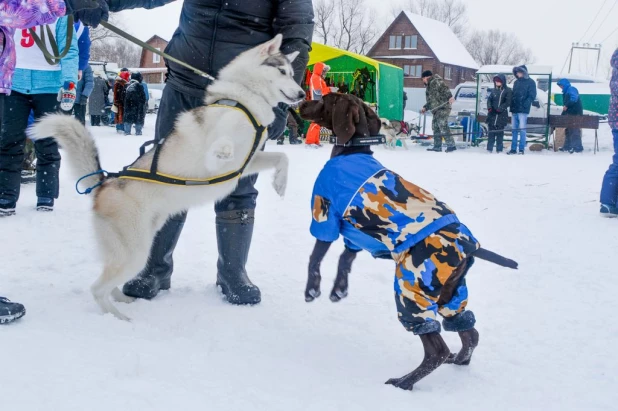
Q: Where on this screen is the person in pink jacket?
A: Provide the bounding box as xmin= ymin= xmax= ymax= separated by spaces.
xmin=0 ymin=0 xmax=98 ymax=324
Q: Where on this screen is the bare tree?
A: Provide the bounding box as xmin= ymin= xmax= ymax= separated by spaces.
xmin=90 ymin=39 xmax=142 ymax=68
xmin=88 ymin=14 xmax=124 ymax=44
xmin=391 ymin=0 xmax=468 ymax=38
xmin=313 ymin=0 xmax=336 ymax=45
xmin=313 ymin=0 xmax=378 ymax=54
xmin=465 ymin=29 xmax=535 ymax=66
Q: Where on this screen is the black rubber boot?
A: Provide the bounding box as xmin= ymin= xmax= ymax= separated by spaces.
xmin=385 ymin=332 xmax=450 ymax=391
xmin=122 ymin=212 xmax=187 ymax=299
xmin=216 ymin=209 xmax=261 ymax=305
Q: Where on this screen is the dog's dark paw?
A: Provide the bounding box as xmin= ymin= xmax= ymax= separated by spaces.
xmin=385 ymin=377 xmax=414 ymax=391
xmin=305 ymin=288 xmax=321 ymax=302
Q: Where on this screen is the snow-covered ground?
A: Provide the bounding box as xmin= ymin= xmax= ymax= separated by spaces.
xmin=2 ymin=115 xmax=617 ymax=410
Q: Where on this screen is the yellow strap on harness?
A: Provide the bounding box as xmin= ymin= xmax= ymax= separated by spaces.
xmin=110 ymin=100 xmax=265 ymax=186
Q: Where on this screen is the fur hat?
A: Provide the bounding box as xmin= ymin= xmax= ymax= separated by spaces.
xmin=299 ymin=93 xmax=381 ymax=146
xmin=421 ymin=70 xmax=433 ymax=78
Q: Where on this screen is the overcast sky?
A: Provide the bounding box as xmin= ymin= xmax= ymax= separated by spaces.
xmin=116 ymin=0 xmax=618 ymax=78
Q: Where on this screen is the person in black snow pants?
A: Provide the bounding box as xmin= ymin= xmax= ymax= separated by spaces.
xmin=123 ymin=72 xmax=146 ymax=135
xmin=78 ymin=0 xmax=314 ymax=305
xmin=486 ymin=74 xmax=512 ymax=153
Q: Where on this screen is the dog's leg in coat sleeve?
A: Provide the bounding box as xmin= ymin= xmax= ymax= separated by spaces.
xmin=243 ymin=152 xmax=289 ymax=197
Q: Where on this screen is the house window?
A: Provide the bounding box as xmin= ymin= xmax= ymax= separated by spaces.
xmin=153 ymin=48 xmax=161 ymax=64
xmin=444 ymin=66 xmax=452 ymax=80
xmin=389 ymin=35 xmax=402 ymax=49
xmin=403 ymin=65 xmax=423 ymax=78
xmin=404 ymin=35 xmax=418 ymax=49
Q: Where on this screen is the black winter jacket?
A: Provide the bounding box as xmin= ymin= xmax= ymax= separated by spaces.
xmin=486 ymin=74 xmax=512 ymax=128
xmin=124 ymin=80 xmax=147 ymax=124
xmin=107 ymin=0 xmax=314 ymax=98
xmin=511 ymin=65 xmax=537 ymax=114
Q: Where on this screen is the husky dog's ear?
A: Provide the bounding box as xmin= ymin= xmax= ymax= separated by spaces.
xmin=261 ymin=34 xmax=283 ymax=57
xmin=286 ymin=51 xmax=300 ymax=63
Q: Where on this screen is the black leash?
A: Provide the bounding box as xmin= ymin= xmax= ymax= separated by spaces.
xmin=29 ymin=15 xmax=74 ymax=65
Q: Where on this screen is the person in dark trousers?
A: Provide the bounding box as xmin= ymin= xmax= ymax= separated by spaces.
xmin=508 ymin=65 xmax=537 ymax=155
xmin=89 ymin=71 xmax=110 ymax=126
xmin=277 ymin=107 xmax=303 ymax=145
xmin=0 ymin=0 xmax=99 ymax=323
xmin=600 ymin=48 xmax=618 ymax=217
xmin=0 ymin=15 xmax=78 ymax=216
xmin=557 ymin=78 xmax=584 ymax=153
xmin=123 ymin=72 xmax=147 ymax=135
xmin=79 ymin=0 xmax=314 ymax=305
xmin=486 ymin=74 xmax=512 ymax=153
xmin=421 ymin=70 xmax=456 ymax=153
xmin=74 ymin=64 xmax=94 ymax=125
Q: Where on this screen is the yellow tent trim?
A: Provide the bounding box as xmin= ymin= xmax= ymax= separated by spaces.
xmin=308 ymin=42 xmax=401 ymax=72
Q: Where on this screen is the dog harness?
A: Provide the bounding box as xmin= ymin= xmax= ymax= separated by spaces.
xmin=106 ymin=99 xmax=265 ymax=187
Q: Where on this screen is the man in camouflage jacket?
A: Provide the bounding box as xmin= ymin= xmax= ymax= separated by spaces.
xmin=421 ymin=70 xmax=456 ymax=152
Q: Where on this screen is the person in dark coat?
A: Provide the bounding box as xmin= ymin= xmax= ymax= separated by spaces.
xmin=508 ymin=65 xmax=537 ymax=155
xmin=80 ymin=0 xmax=314 ymax=305
xmin=557 ymin=78 xmax=584 ymax=153
xmin=74 ymin=64 xmax=94 ymax=125
xmin=486 ymin=74 xmax=512 ymax=153
xmin=89 ymin=71 xmax=110 ymax=126
xmin=123 ymin=72 xmax=146 ymax=135
xmin=112 ymin=69 xmax=130 ymax=133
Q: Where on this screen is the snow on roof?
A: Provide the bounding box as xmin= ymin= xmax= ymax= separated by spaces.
xmin=373 ymin=55 xmax=432 ymax=60
xmin=403 ymin=12 xmax=478 ymax=69
xmin=128 ymin=67 xmax=167 ymax=73
xmin=477 ymin=64 xmax=553 ymax=75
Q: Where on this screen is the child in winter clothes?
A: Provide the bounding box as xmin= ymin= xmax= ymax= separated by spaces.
xmin=600 ymin=48 xmax=618 ymax=217
xmin=0 ymin=15 xmax=78 ymax=215
xmin=113 ymin=69 xmax=130 ymax=133
xmin=486 ymin=74 xmax=512 ymax=153
xmin=0 ymin=0 xmax=98 ymax=323
xmin=557 ymin=78 xmax=584 ymax=153
xmin=123 ymin=71 xmax=147 ymax=135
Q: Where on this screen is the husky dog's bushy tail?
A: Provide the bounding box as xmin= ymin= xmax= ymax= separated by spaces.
xmin=30 ymin=115 xmax=104 ymax=190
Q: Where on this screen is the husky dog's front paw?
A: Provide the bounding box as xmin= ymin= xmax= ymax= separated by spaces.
xmin=273 ymin=167 xmax=288 ymax=197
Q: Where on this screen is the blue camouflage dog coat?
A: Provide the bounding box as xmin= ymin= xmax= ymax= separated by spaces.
xmin=310 ymin=153 xmax=480 ymax=335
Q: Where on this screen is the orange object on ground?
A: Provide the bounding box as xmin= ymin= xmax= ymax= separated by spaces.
xmin=306 ymin=123 xmax=321 ymax=145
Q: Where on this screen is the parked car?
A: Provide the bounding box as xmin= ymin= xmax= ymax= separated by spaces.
xmin=451 ymin=81 xmax=564 ymax=120
xmin=147 ymin=83 xmax=165 ymax=113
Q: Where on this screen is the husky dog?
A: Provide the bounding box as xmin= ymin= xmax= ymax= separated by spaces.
xmin=381 ymin=118 xmax=409 ymax=150
xmin=30 ymin=34 xmax=305 ymax=321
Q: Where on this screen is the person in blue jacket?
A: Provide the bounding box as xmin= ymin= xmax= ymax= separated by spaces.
xmin=508 ymin=65 xmax=537 ymax=155
xmin=73 ymin=20 xmax=93 ymax=125
xmin=0 ymin=15 xmax=79 ymax=216
xmin=557 ymin=78 xmax=584 ymax=153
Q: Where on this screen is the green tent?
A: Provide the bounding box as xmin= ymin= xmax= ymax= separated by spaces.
xmin=308 ymin=43 xmax=404 ymax=121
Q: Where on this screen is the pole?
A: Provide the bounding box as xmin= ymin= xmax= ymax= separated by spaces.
xmin=568 ymin=45 xmax=574 ymax=73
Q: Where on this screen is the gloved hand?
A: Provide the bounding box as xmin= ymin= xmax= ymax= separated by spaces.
xmin=69 ymin=0 xmax=109 ymax=28
xmin=58 ymin=81 xmax=77 ymax=112
xmin=64 ymin=0 xmax=99 ymax=13
xmin=268 ymin=102 xmax=289 ymax=140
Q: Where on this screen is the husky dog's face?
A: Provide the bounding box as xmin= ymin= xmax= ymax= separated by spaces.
xmin=220 ymin=34 xmax=306 ymax=107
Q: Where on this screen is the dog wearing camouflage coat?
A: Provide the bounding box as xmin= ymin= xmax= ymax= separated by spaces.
xmin=299 ymin=93 xmax=518 ymax=391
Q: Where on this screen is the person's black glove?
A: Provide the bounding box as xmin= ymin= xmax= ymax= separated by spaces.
xmin=268 ymin=102 xmax=289 ymax=140
xmin=67 ymin=0 xmax=109 ymax=28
